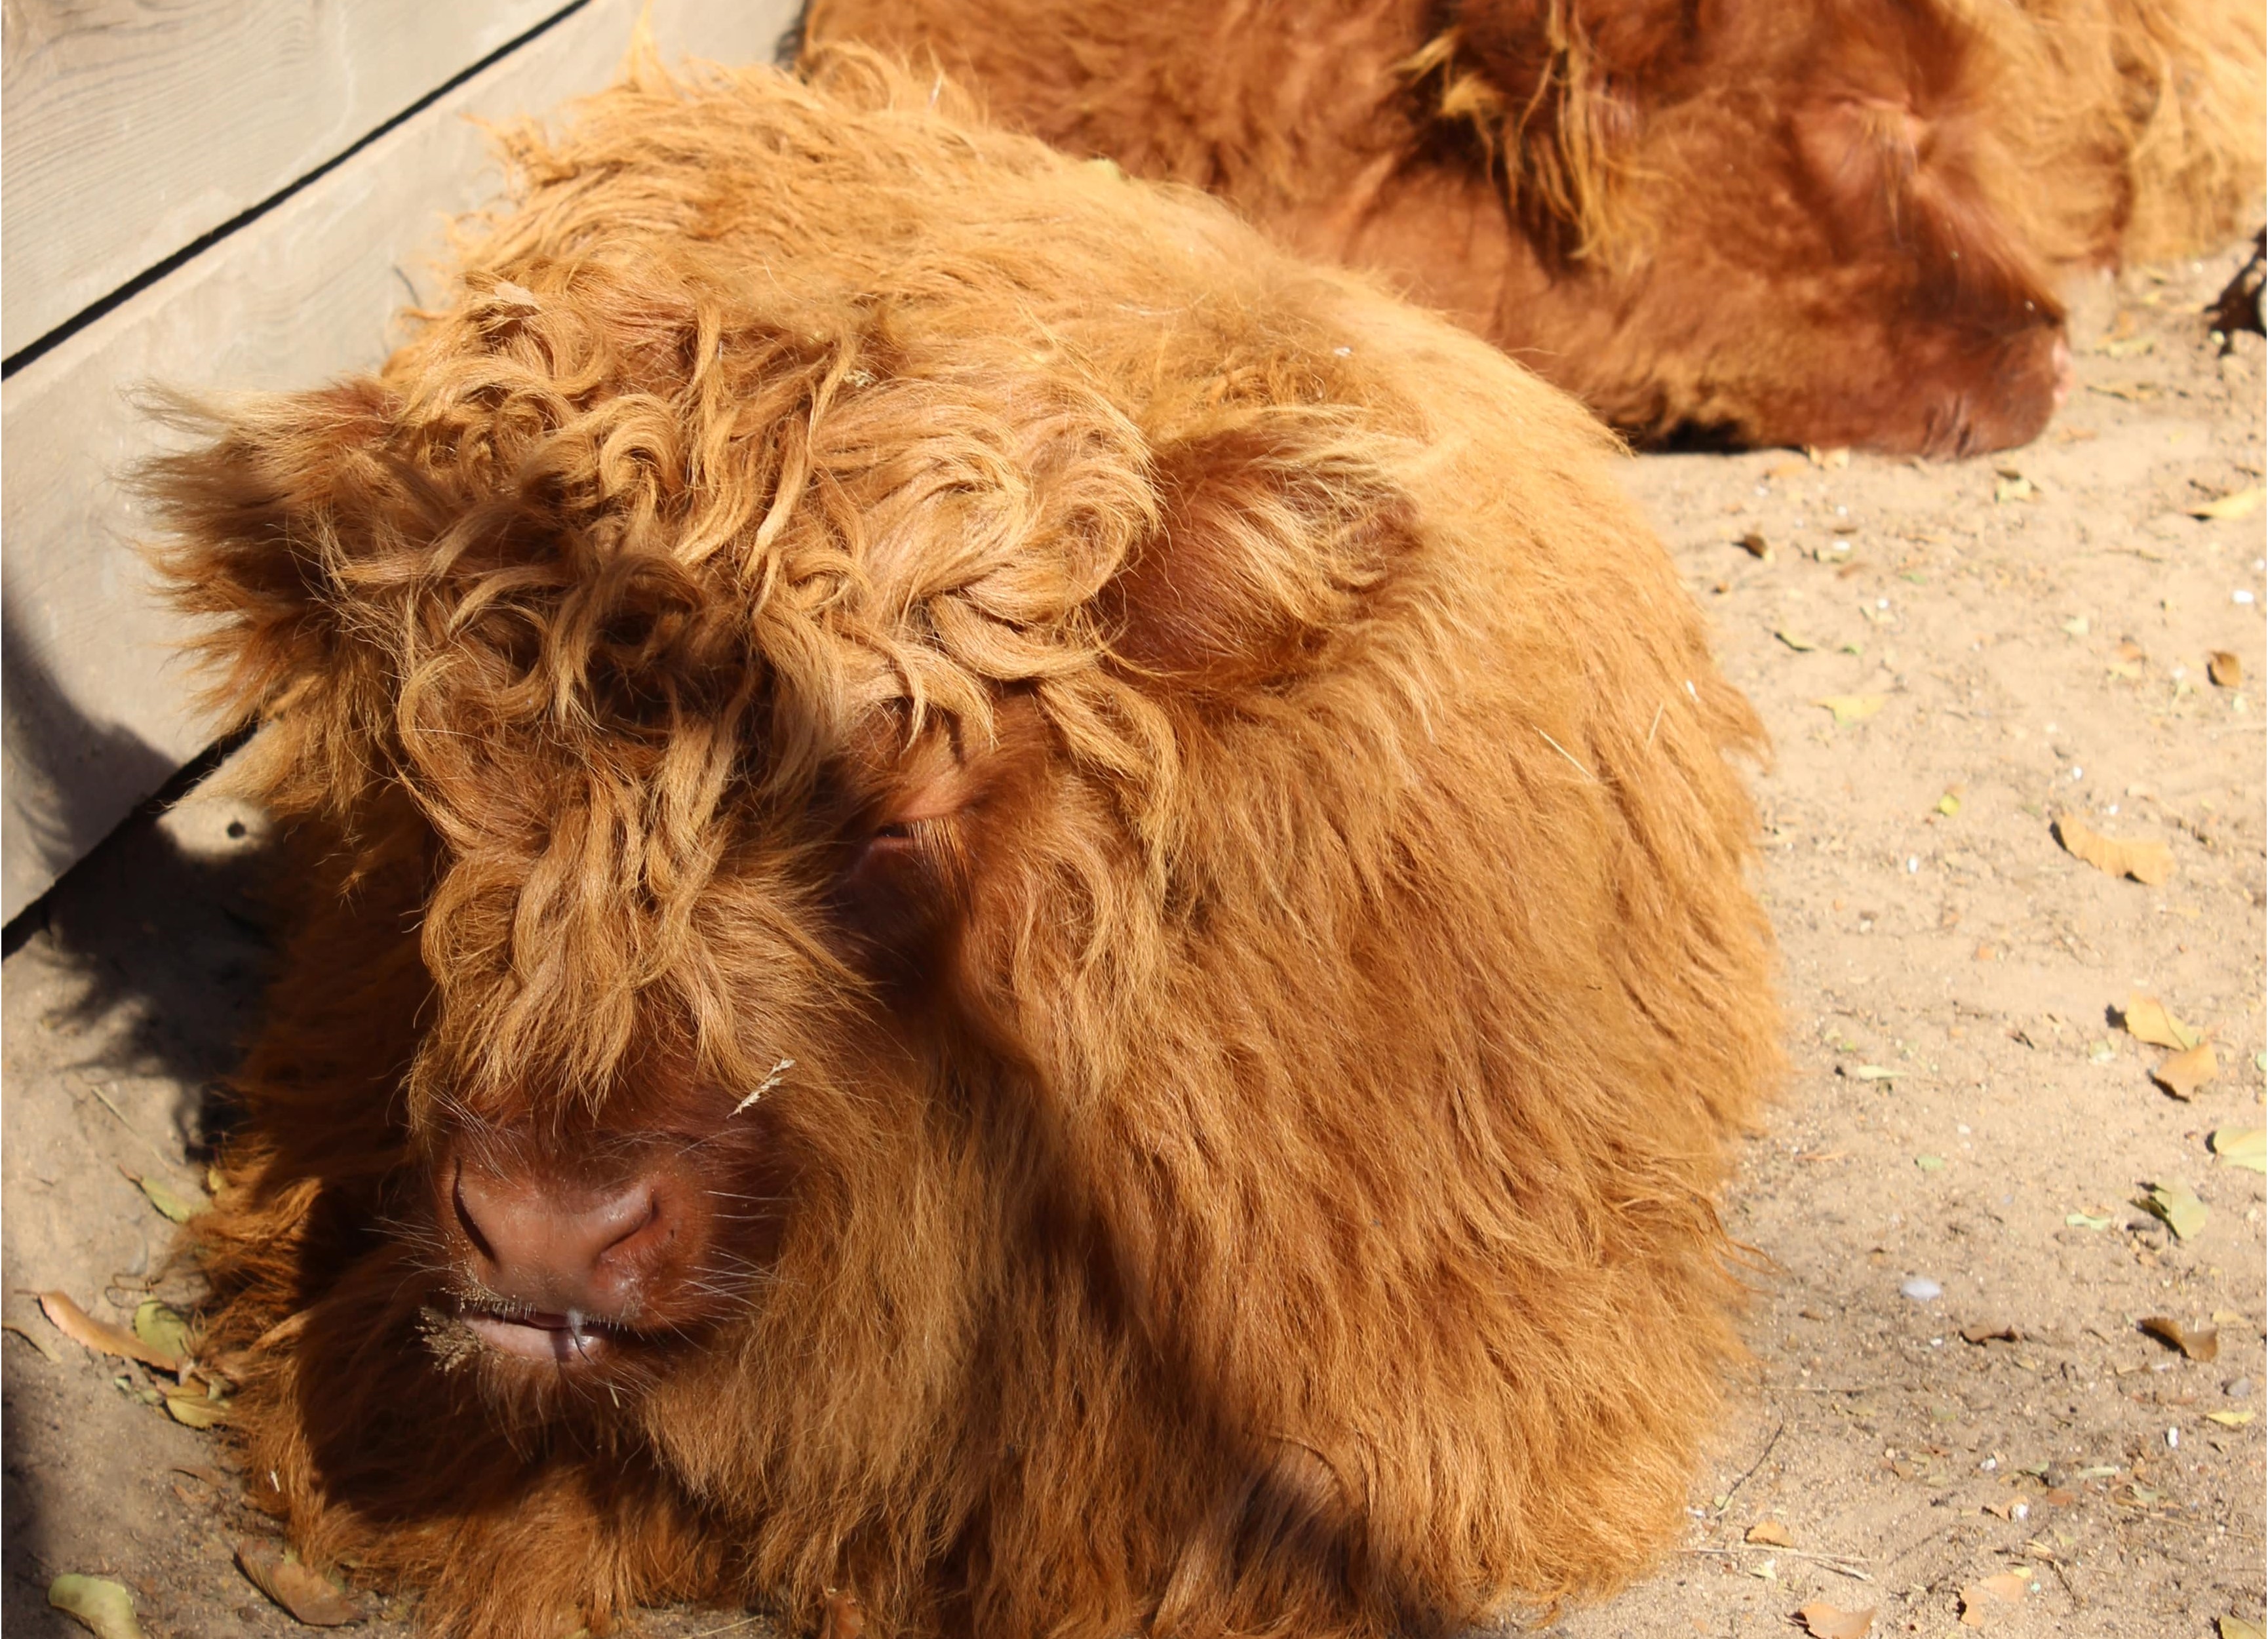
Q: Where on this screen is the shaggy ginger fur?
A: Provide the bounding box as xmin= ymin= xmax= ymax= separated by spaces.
xmin=149 ymin=51 xmax=1780 ymax=1639
xmin=804 ymin=0 xmax=2266 ymax=455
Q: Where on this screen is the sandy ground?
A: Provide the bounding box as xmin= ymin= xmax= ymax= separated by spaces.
xmin=3 ymin=241 xmax=2263 ymax=1639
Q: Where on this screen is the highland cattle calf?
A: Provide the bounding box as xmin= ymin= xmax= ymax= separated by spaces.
xmin=804 ymin=0 xmax=2267 ymax=456
xmin=152 ymin=51 xmax=1779 ymax=1639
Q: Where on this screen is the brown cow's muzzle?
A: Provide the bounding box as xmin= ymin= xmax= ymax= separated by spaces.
xmin=440 ymin=1152 xmax=707 ymax=1363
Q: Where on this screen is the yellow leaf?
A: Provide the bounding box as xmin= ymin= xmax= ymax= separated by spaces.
xmin=48 ymin=1575 xmax=144 ymax=1639
xmin=2056 ymin=817 xmax=2174 ymax=884
xmin=1814 ymin=694 xmax=1886 ymax=726
xmin=132 ymin=1300 xmax=190 ymax=1362
xmin=2122 ymin=993 xmax=2202 ymax=1050
xmin=2208 ymin=650 xmax=2244 ymax=687
xmin=2141 ymin=1181 xmax=2208 ymax=1241
xmin=164 ymin=1394 xmax=229 ymax=1430
xmin=2209 ymin=1127 xmax=2266 ymax=1172
xmin=1936 ymin=792 xmax=1962 ymax=816
xmin=2153 ymin=1040 xmax=2219 ymax=1099
xmin=2206 ymin=1410 xmax=2255 ymax=1428
xmin=2189 ymin=486 xmax=2263 ymax=520
xmin=1745 ymin=1519 xmax=1794 ymax=1546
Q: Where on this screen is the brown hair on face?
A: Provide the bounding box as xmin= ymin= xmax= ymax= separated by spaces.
xmin=150 ymin=50 xmax=1780 ymax=1639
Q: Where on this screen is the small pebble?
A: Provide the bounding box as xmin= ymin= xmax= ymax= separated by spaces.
xmin=2165 ymin=1427 xmax=2180 ymax=1450
xmin=2226 ymin=1377 xmax=2254 ymax=1398
xmin=1901 ymin=1277 xmax=1943 ymax=1302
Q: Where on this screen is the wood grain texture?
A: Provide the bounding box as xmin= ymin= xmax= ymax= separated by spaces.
xmin=1 ymin=0 xmax=804 ymax=918
xmin=3 ymin=0 xmax=570 ymax=357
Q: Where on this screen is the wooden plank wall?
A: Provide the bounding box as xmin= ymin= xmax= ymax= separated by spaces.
xmin=2 ymin=0 xmax=805 ymax=921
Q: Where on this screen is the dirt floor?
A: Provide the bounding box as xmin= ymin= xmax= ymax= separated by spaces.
xmin=4 ymin=241 xmax=2263 ymax=1639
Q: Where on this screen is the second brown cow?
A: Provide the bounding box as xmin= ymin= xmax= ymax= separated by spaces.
xmin=804 ymin=0 xmax=2266 ymax=455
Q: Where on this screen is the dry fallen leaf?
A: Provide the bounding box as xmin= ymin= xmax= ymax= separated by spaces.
xmin=2121 ymin=993 xmax=2203 ymax=1050
xmin=37 ymin=1292 xmax=180 ymax=1371
xmin=1776 ymin=629 xmax=1818 ymax=652
xmin=1961 ymin=1321 xmax=2022 ymax=1345
xmin=1993 ymin=472 xmax=2035 ymax=503
xmin=2189 ymin=486 xmax=2264 ymax=521
xmin=2153 ymin=1040 xmax=2219 ymax=1099
xmin=235 ymin=1541 xmax=362 ymax=1627
xmin=1737 ymin=531 xmax=1772 ymax=559
xmin=121 ymin=1168 xmax=203 ymax=1225
xmin=2138 ymin=1315 xmax=2219 ymax=1361
xmin=2208 ymin=650 xmax=2244 ymax=687
xmin=1744 ymin=1519 xmax=1794 ymax=1546
xmin=165 ymin=1394 xmax=229 ymax=1430
xmin=2206 ymin=1410 xmax=2256 ymax=1428
xmin=1959 ymin=1571 xmax=2031 ymax=1625
xmin=2141 ymin=1181 xmax=2209 ymax=1241
xmin=48 ymin=1574 xmax=144 ymax=1639
xmin=2209 ymin=1128 xmax=2267 ymax=1172
xmin=1795 ymin=1602 xmax=1875 ymax=1638
xmin=2055 ymin=816 xmax=2174 ymax=884
xmin=132 ymin=1300 xmax=190 ymax=1362
xmin=2219 ymin=1619 xmax=2265 ymax=1639
xmin=1814 ymin=694 xmax=1886 ymax=726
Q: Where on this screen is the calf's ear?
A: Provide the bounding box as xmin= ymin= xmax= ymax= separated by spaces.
xmin=1100 ymin=424 xmax=1413 ymax=696
xmin=1789 ymin=9 xmax=2060 ymax=326
xmin=140 ymin=380 xmax=396 ymax=719
xmin=138 ymin=379 xmax=408 ymax=812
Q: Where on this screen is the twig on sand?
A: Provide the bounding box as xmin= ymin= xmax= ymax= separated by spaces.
xmin=84 ymin=1081 xmax=178 ymax=1174
xmin=1713 ymin=1415 xmax=1786 ymax=1514
xmin=1684 ymin=1546 xmax=1875 ymax=1583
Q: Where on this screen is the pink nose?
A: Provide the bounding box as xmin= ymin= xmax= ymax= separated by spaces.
xmin=452 ymin=1163 xmax=671 ymax=1319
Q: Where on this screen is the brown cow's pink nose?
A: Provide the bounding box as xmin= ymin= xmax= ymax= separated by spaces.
xmin=452 ymin=1163 xmax=671 ymax=1321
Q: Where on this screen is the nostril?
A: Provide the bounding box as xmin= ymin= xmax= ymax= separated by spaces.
xmin=587 ymin=1185 xmax=664 ymax=1268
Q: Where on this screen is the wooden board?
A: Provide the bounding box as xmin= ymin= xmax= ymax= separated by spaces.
xmin=3 ymin=0 xmax=570 ymax=358
xmin=1 ymin=0 xmax=803 ymax=920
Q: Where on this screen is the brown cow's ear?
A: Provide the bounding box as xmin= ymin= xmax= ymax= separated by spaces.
xmin=1101 ymin=425 xmax=1413 ymax=696
xmin=141 ymin=380 xmax=395 ymax=719
xmin=1418 ymin=0 xmax=1691 ymax=260
xmin=138 ymin=379 xmax=405 ymax=814
xmin=1789 ymin=7 xmax=2060 ymax=327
